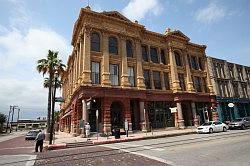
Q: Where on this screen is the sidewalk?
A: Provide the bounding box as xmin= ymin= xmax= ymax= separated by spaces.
xmin=45 ymin=127 xmax=197 ymax=150
xmin=0 ymin=131 xmax=26 ymax=143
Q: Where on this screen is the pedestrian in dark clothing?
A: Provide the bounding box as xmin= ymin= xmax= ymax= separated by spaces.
xmin=35 ymin=130 xmax=45 ymax=152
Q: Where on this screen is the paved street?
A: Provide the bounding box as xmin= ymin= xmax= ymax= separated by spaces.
xmin=103 ymin=130 xmax=250 ymax=166
xmin=0 ymin=132 xmax=36 ymax=166
xmin=34 ymin=144 xmax=168 ymax=166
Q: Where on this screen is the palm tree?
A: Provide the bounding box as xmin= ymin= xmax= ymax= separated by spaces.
xmin=0 ymin=113 xmax=7 ymax=133
xmin=37 ymin=50 xmax=65 ymax=140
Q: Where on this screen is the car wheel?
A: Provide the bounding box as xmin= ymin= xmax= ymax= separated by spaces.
xmin=223 ymin=127 xmax=227 ymax=132
xmin=209 ymin=128 xmax=213 ymax=133
xmin=241 ymin=125 xmax=246 ymax=130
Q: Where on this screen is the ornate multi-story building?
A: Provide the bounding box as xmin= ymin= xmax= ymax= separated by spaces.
xmin=207 ymin=57 xmax=250 ymax=122
xmin=59 ymin=6 xmax=216 ymax=136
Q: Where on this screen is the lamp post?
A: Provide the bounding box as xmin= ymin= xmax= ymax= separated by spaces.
xmin=10 ymin=106 xmax=18 ymax=133
xmin=6 ymin=106 xmax=12 ymax=133
xmin=49 ymin=71 xmax=59 ymax=145
xmin=16 ymin=108 xmax=20 ymax=131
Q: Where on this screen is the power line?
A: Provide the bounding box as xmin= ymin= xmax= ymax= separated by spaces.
xmin=1 ymin=131 xmax=249 ymax=165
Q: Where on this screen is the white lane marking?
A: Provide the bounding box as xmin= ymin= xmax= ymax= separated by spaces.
xmin=0 ymin=146 xmax=34 ymax=151
xmin=101 ymin=144 xmax=173 ymax=165
xmin=26 ymin=155 xmax=36 ymax=166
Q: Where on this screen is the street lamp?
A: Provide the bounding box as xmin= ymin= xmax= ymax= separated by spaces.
xmin=10 ymin=106 xmax=18 ymax=133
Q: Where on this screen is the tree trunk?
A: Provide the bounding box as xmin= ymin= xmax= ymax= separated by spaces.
xmin=46 ymin=68 xmax=53 ymax=137
xmin=49 ymin=84 xmax=56 ymax=144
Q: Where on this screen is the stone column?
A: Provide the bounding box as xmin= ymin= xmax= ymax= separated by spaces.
xmin=81 ymin=26 xmax=91 ymax=85
xmin=103 ymin=98 xmax=111 ymax=134
xmin=139 ymin=101 xmax=147 ymax=131
xmin=184 ymin=51 xmax=195 ymax=92
xmin=169 ymin=46 xmax=181 ymax=92
xmin=204 ymin=55 xmax=214 ymax=95
xmin=176 ymin=102 xmax=184 ymax=128
xmin=78 ymin=35 xmax=84 ymax=84
xmin=82 ymin=100 xmax=89 ymax=123
xmin=135 ymin=39 xmax=145 ymax=89
xmin=101 ymin=31 xmax=111 ymax=86
xmin=120 ymin=35 xmax=130 ymax=87
xmin=161 ymin=71 xmax=166 ymax=90
xmin=191 ymin=102 xmax=198 ymax=126
xmin=150 ymin=70 xmax=155 ymax=90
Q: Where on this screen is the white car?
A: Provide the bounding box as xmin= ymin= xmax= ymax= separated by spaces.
xmin=197 ymin=121 xmax=228 ymax=134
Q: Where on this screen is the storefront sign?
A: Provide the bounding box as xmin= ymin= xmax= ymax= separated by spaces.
xmin=228 ymin=103 xmax=234 ymax=108
xmin=170 ymin=107 xmax=177 ymax=113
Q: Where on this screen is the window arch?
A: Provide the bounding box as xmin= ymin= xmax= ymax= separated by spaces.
xmin=91 ymin=32 xmax=100 ymax=52
xmin=126 ymin=40 xmax=133 ymax=57
xmin=109 ymin=36 xmax=118 ymax=54
xmin=174 ymin=51 xmax=182 ymax=66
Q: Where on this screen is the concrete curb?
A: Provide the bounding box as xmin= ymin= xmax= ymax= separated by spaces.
xmin=92 ymin=131 xmax=196 ymax=145
xmin=47 ymin=131 xmax=196 ymax=150
xmin=44 ymin=143 xmax=67 ymax=151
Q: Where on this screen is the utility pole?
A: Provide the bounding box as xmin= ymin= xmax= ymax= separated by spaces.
xmin=16 ymin=108 xmax=20 ymax=131
xmin=10 ymin=106 xmax=18 ymax=133
xmin=6 ymin=106 xmax=12 ymax=133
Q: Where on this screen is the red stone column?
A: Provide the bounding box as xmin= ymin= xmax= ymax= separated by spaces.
xmin=103 ymin=98 xmax=111 ymax=134
xmin=123 ymin=99 xmax=132 ymax=131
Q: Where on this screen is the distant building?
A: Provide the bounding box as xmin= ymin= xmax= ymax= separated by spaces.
xmin=207 ymin=57 xmax=250 ymax=122
xmin=59 ymin=6 xmax=216 ymax=136
xmin=15 ymin=119 xmax=47 ymax=130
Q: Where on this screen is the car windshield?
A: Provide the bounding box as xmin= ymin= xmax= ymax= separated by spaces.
xmin=233 ymin=118 xmax=243 ymax=122
xmin=27 ymin=131 xmax=39 ymax=135
xmin=201 ymin=122 xmax=213 ymax=126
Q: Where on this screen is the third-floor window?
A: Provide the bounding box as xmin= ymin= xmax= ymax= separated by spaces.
xmin=150 ymin=47 xmax=159 ymax=63
xmin=91 ymin=32 xmax=100 ymax=52
xmin=160 ymin=50 xmax=166 ymax=65
xmin=126 ymin=40 xmax=133 ymax=58
xmin=191 ymin=56 xmax=198 ymax=70
xmin=109 ymin=37 xmax=118 ymax=55
xmin=174 ymin=51 xmax=182 ymax=66
xmin=193 ymin=76 xmax=202 ymax=92
xmin=141 ymin=45 xmax=149 ymax=62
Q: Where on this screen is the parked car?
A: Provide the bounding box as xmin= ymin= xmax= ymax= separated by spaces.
xmin=197 ymin=121 xmax=228 ymax=134
xmin=25 ymin=130 xmax=40 ymax=140
xmin=228 ymin=117 xmax=250 ymax=130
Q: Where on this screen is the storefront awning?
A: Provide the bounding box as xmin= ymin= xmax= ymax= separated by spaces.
xmin=62 ymin=110 xmax=72 ymax=119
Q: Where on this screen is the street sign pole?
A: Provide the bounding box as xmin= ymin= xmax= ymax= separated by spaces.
xmin=96 ymin=109 xmax=99 ymax=140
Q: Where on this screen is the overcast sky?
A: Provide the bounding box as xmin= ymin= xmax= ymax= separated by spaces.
xmin=0 ymin=0 xmax=250 ymax=120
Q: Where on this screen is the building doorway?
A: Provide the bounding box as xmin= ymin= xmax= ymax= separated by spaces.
xmin=110 ymin=102 xmax=124 ymax=129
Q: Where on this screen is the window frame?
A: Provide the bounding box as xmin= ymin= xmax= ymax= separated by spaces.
xmin=109 ymin=36 xmax=118 ymax=55
xmin=128 ymin=66 xmax=135 ymax=87
xmin=91 ymin=32 xmax=101 ymax=52
xmin=109 ymin=64 xmax=119 ymax=86
xmin=126 ymin=40 xmax=133 ymax=58
xmin=91 ymin=61 xmax=100 ymax=84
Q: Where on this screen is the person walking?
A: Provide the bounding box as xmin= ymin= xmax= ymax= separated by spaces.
xmin=85 ymin=123 xmax=90 ymax=138
xmin=35 ymin=130 xmax=45 ymax=152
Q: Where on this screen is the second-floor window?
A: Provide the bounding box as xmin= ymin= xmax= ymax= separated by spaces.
xmin=193 ymin=76 xmax=202 ymax=92
xmin=141 ymin=45 xmax=149 ymax=62
xmin=91 ymin=32 xmax=100 ymax=52
xmin=143 ymin=70 xmax=151 ymax=89
xmin=233 ymin=82 xmax=239 ymax=98
xmin=128 ymin=67 xmax=135 ymax=86
xmin=178 ymin=73 xmax=186 ymax=91
xmin=110 ymin=64 xmax=119 ymax=86
xmin=91 ymin=61 xmax=100 ymax=84
xmin=126 ymin=40 xmax=133 ymax=58
xmin=150 ymin=47 xmax=159 ymax=63
xmin=153 ymin=71 xmax=161 ymax=89
xmin=164 ymin=72 xmax=170 ymax=90
xmin=175 ymin=51 xmax=182 ymax=66
xmin=109 ymin=37 xmax=118 ymax=54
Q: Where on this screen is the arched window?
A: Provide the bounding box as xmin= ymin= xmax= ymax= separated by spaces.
xmin=126 ymin=40 xmax=133 ymax=57
xmin=91 ymin=32 xmax=100 ymax=52
xmin=109 ymin=37 xmax=118 ymax=54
